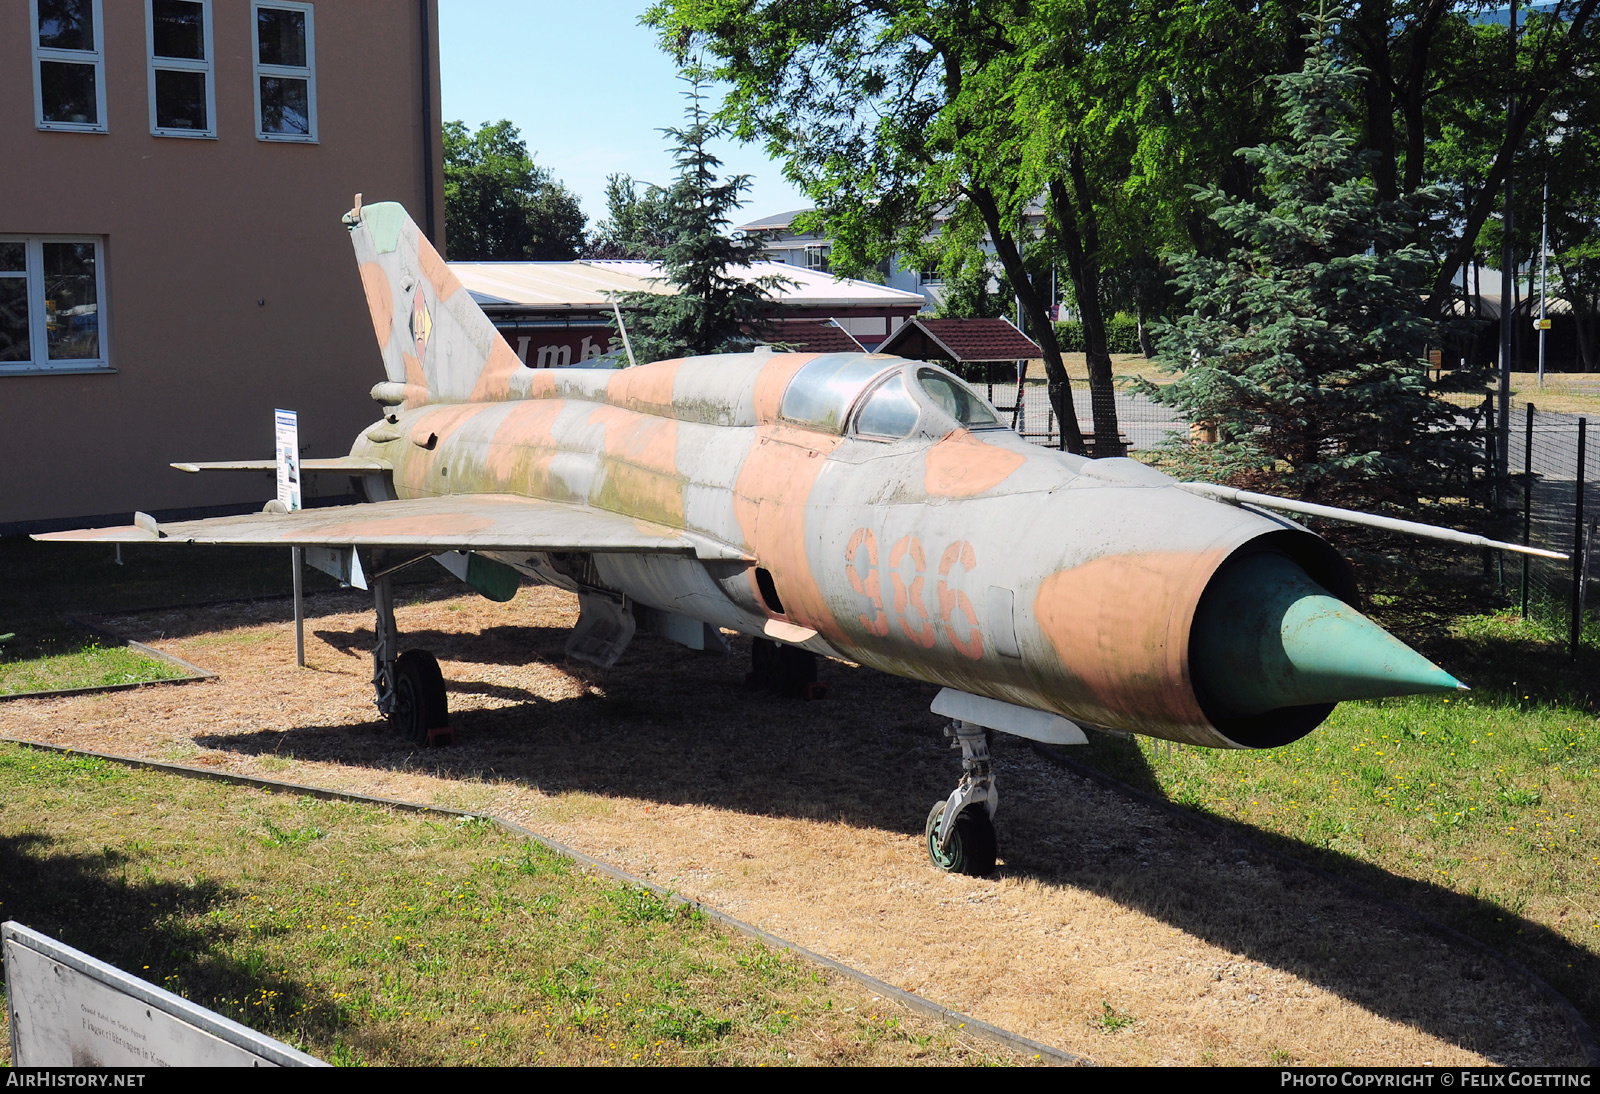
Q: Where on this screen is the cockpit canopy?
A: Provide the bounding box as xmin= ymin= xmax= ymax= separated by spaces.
xmin=777 ymin=353 xmax=1001 ymax=439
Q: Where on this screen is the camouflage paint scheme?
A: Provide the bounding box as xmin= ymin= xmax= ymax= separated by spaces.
xmin=46 ymin=202 xmax=1368 ymax=750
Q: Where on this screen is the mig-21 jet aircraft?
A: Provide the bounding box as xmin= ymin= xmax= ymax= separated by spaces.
xmin=39 ymin=199 xmax=1562 ymax=874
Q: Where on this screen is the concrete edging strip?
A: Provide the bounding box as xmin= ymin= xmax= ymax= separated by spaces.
xmin=0 ymin=735 xmax=1090 ymax=1067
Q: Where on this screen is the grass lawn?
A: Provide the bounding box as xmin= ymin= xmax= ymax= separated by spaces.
xmin=0 ymin=744 xmax=1026 ymax=1066
xmin=0 ymin=622 xmax=190 ymax=696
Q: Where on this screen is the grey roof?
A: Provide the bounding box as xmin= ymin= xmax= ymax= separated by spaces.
xmin=451 ymin=259 xmax=925 ymax=312
xmin=735 ymin=209 xmax=814 ymax=233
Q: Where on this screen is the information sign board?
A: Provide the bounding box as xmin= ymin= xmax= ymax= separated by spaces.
xmin=275 ymin=409 xmax=301 ymax=512
xmin=4 ymin=921 xmax=326 ymax=1067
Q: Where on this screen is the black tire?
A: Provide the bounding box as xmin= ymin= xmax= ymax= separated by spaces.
xmin=392 ymin=649 xmax=448 ymax=744
xmin=924 ymin=800 xmax=997 ymax=876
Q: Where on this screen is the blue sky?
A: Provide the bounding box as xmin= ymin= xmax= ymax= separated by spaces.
xmin=439 ymin=1 xmax=810 ymax=231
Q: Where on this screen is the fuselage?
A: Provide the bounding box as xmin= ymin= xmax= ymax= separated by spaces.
xmin=349 ymin=350 xmax=1347 ymax=750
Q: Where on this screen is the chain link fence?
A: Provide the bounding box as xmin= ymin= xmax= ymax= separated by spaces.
xmin=1505 ymin=407 xmax=1598 ymax=654
xmin=978 ymin=376 xmax=1188 ymax=453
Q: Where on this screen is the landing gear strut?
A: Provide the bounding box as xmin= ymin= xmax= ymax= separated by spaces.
xmin=925 ymin=719 xmax=997 ymax=875
xmin=371 ymin=570 xmax=450 ymax=745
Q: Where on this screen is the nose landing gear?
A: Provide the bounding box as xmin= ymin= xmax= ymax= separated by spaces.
xmin=925 ymin=719 xmax=997 ymax=876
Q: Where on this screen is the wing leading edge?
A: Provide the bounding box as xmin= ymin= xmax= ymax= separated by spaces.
xmin=34 ymin=494 xmax=753 ymax=562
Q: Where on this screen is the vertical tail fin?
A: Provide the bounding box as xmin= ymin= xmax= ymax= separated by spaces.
xmin=343 ymin=199 xmax=525 ymax=407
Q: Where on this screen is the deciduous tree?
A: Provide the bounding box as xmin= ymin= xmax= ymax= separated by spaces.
xmin=443 ymin=120 xmax=586 ymax=261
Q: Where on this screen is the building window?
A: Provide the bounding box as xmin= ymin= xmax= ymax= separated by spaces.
xmin=31 ymin=0 xmax=107 ymax=132
xmin=0 ymin=237 xmax=108 ymax=372
xmin=253 ymin=2 xmax=316 ymax=142
xmin=805 ymin=244 xmax=831 ymax=273
xmin=147 ymin=0 xmax=215 ymax=137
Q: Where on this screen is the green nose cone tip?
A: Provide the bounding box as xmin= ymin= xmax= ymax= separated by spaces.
xmin=1194 ymin=553 xmax=1463 ymax=719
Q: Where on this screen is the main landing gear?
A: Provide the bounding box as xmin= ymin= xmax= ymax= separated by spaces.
xmin=925 ymin=719 xmax=997 ymax=876
xmin=371 ymin=570 xmax=451 ymax=746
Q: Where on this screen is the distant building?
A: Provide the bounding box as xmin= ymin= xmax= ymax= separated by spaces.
xmin=3 ymin=0 xmax=443 ymax=531
xmin=737 ymin=209 xmax=947 ymax=313
xmin=737 ymin=204 xmax=1054 ymax=318
xmin=450 ymin=259 xmax=925 ymax=359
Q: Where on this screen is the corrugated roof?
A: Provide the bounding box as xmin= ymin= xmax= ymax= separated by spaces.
xmin=451 ymin=259 xmax=924 ymax=312
xmin=877 ymin=317 xmax=1041 ymax=362
xmin=735 ymin=208 xmax=813 ymax=232
xmin=1441 ymin=294 xmax=1576 ymax=320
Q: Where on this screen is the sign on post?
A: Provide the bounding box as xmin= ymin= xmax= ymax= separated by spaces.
xmin=275 ymin=410 xmax=306 ymax=666
xmin=3 ymin=921 xmax=326 ymax=1067
xmin=274 ymin=409 xmax=301 ymax=513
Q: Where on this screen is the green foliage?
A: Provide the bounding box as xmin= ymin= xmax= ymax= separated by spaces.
xmin=1094 ymin=1001 xmax=1135 ymax=1033
xmin=1145 ymin=22 xmax=1480 ymax=507
xmin=585 ymin=173 xmax=672 ymax=260
xmin=443 ymin=120 xmax=586 ymax=261
xmin=613 ymin=73 xmax=785 ymax=362
xmin=1056 ymin=314 xmax=1141 ymax=355
xmin=933 ymin=257 xmax=1012 ymax=320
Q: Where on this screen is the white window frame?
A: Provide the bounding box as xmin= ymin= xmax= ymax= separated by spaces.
xmin=0 ymin=236 xmax=111 ymax=375
xmin=146 ymin=0 xmax=216 ymax=139
xmin=252 ymin=1 xmax=317 ymax=143
xmin=30 ymin=0 xmax=108 ymax=133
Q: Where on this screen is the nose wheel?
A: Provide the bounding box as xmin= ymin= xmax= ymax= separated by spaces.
xmin=925 ymin=719 xmax=998 ymax=875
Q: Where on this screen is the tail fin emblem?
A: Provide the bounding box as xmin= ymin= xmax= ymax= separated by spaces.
xmin=410 ymin=287 xmax=433 ymax=364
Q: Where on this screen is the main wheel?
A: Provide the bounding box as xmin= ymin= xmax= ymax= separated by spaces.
xmin=924 ymin=800 xmax=997 ymax=876
xmin=391 ymin=649 xmax=448 ymax=745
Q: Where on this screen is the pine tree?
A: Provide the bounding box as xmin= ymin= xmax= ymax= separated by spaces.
xmin=613 ymin=72 xmax=784 ymax=363
xmin=1146 ymin=9 xmax=1481 ymax=509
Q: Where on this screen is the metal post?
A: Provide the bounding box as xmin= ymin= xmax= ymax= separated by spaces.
xmin=1497 ymin=0 xmax=1518 ymax=482
xmin=1571 ymin=417 xmax=1587 ymax=657
xmin=1581 ymin=518 xmax=1595 ymax=652
xmin=1538 ymin=180 xmax=1549 ymax=386
xmin=1485 ymin=398 xmax=1498 ymax=507
xmin=291 ymin=546 xmax=305 ymax=668
xmin=1522 ymin=403 xmax=1534 ymax=617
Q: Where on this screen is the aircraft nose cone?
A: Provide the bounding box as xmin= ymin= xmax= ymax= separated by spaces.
xmin=1192 ymin=551 xmax=1463 ymax=720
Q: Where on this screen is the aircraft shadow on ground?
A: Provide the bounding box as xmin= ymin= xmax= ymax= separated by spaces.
xmin=311 ymin=625 xmax=574 ymax=667
xmin=190 ymin=630 xmax=1596 ymax=1064
xmin=0 ymin=832 xmax=353 ymax=1062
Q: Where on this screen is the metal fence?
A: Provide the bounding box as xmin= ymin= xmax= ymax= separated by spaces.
xmin=1505 ymin=406 xmax=1597 ymax=654
xmin=980 ymin=376 xmax=1188 ymax=452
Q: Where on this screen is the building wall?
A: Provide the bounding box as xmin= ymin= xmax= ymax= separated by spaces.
xmin=2 ymin=0 xmax=444 ymax=529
